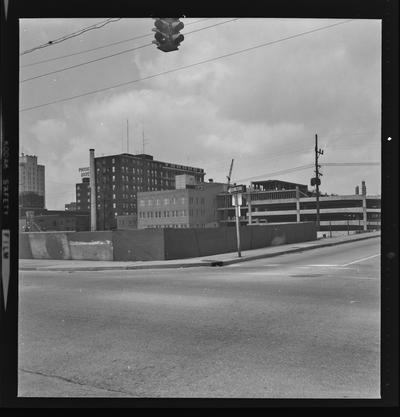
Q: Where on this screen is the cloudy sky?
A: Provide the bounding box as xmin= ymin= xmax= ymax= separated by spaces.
xmin=19 ymin=17 xmax=381 ymax=210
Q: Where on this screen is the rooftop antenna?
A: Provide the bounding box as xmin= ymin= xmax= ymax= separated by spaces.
xmin=142 ymin=124 xmax=149 ymax=154
xmin=126 ymin=119 xmax=129 ymax=153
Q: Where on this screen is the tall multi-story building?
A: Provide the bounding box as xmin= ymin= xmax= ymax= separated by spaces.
xmin=217 ymin=179 xmax=381 ymax=234
xmin=94 ymin=153 xmax=205 ymax=230
xmin=137 ymin=175 xmax=227 ymax=229
xmin=76 ymin=177 xmax=91 ymax=212
xmin=19 ymin=153 xmax=46 ymax=217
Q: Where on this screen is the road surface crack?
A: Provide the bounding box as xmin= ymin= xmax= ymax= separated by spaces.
xmin=19 ymin=367 xmax=136 ymax=396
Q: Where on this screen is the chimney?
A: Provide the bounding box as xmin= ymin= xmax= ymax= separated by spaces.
xmin=361 ymin=181 xmax=367 ymax=196
xmin=89 ymin=149 xmax=97 ymax=231
xmin=355 ymin=186 xmax=359 ymax=195
xmin=208 ymin=178 xmax=214 ymax=183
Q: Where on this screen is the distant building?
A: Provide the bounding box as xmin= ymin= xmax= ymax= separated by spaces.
xmin=94 ymin=153 xmax=205 ymax=230
xmin=76 ymin=177 xmax=91 ymax=212
xmin=251 ymin=179 xmax=310 ymax=196
xmin=19 ymin=192 xmax=46 ymax=217
xmin=217 ymin=179 xmax=380 ymax=234
xmin=116 ymin=214 xmax=138 ymax=230
xmin=137 ymin=175 xmax=227 ymax=229
xmin=65 ymin=202 xmax=77 ymax=211
xmin=19 ymin=153 xmax=46 ymax=216
xmin=20 ymin=210 xmax=90 ymax=232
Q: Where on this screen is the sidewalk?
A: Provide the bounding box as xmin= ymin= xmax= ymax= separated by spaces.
xmin=19 ymin=231 xmax=380 ymax=272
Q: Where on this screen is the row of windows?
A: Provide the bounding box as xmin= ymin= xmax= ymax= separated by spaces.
xmin=138 ymin=208 xmax=208 ymax=218
xmin=139 ymin=210 xmax=187 ymax=219
xmin=138 ymin=196 xmax=206 ymax=207
xmin=145 ymin=224 xmax=206 ymax=229
xmin=139 ymin=197 xmax=186 ymax=206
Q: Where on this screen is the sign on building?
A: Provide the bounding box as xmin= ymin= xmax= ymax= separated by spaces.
xmin=79 ymin=167 xmax=90 ymax=178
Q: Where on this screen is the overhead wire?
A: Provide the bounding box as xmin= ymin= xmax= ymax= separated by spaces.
xmin=20 ymin=18 xmax=122 ymax=55
xmin=20 ymin=19 xmax=354 ymax=112
xmin=20 ymin=18 xmax=212 ymax=68
xmin=236 ymin=162 xmax=379 ymax=183
xmin=20 ymin=18 xmax=240 ymax=83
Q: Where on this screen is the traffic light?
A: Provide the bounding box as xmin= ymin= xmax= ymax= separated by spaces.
xmin=152 ymin=18 xmax=184 ymax=52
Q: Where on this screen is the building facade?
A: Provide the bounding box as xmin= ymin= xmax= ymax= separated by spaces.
xmin=137 ymin=176 xmax=226 ymax=229
xmin=94 ymin=153 xmax=205 ymax=230
xmin=19 ymin=153 xmax=46 ymax=216
xmin=217 ymin=180 xmax=381 ymax=234
xmin=116 ymin=214 xmax=138 ymax=230
xmin=76 ymin=177 xmax=91 ymax=212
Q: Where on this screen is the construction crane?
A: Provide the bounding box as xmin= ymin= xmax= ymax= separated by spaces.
xmin=226 ymin=158 xmax=234 ymax=189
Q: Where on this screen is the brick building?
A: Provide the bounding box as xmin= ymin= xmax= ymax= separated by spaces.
xmin=76 ymin=177 xmax=91 ymax=212
xmin=94 ymin=153 xmax=205 ymax=230
xmin=19 ymin=153 xmax=46 ymax=216
xmin=137 ymin=175 xmax=227 ymax=229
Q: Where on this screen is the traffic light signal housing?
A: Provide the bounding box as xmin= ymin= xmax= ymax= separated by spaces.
xmin=152 ymin=18 xmax=184 ymax=52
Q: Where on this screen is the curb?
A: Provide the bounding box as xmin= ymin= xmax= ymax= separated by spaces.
xmin=216 ymin=233 xmax=380 ymax=266
xmin=19 ymin=233 xmax=380 ymax=272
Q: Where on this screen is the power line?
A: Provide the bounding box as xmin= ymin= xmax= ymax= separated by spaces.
xmin=20 ymin=18 xmax=212 ymax=68
xmin=20 ymin=19 xmax=354 ymax=112
xmin=236 ymin=164 xmax=314 ymax=183
xmin=20 ymin=43 xmax=152 ymax=83
xmin=20 ymin=18 xmax=240 ymax=83
xmin=235 ymin=161 xmax=379 ymax=183
xmin=321 ymin=162 xmax=380 ymax=166
xmin=20 ymin=18 xmax=122 ymax=55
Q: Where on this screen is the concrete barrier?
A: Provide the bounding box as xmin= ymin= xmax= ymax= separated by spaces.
xmin=68 ymin=231 xmax=113 ymax=261
xmin=28 ymin=232 xmax=71 ymax=259
xmin=19 ymin=232 xmax=33 ymax=259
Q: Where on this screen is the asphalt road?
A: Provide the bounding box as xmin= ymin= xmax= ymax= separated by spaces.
xmin=18 ymin=238 xmax=381 ymax=398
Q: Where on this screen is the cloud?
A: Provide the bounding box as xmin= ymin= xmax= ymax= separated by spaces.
xmin=19 ymin=18 xmax=382 ymax=209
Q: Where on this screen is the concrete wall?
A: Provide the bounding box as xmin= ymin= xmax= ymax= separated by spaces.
xmin=19 ymin=222 xmax=316 ymax=261
xmin=28 ymin=232 xmax=71 ymax=259
xmin=164 ymin=222 xmax=316 ymax=260
xmin=19 ymin=232 xmax=33 ymax=259
xmin=68 ymin=231 xmax=113 ymax=261
xmin=112 ymin=229 xmax=165 ymax=261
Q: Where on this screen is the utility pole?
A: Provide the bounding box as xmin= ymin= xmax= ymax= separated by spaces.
xmin=314 ymin=134 xmax=323 ymax=231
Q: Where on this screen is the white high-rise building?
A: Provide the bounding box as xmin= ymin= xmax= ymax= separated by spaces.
xmin=19 ymin=153 xmax=46 ymax=207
